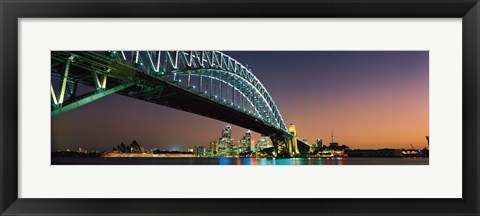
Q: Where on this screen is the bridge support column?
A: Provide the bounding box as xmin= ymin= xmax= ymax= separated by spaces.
xmin=270 ymin=134 xmax=290 ymax=158
xmin=287 ymin=124 xmax=300 ymax=156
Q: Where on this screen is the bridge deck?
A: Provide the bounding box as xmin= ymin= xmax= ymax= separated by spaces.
xmin=51 ymin=51 xmax=286 ymax=137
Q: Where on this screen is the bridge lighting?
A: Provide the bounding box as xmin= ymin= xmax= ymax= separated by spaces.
xmin=53 ymin=51 xmax=288 ymax=132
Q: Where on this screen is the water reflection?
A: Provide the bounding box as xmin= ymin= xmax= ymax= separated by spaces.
xmin=219 ymin=157 xmax=231 ymax=165
xmin=52 ymin=157 xmax=429 ymax=165
xmin=216 ymin=157 xmax=418 ymax=165
xmin=219 ymin=157 xmax=350 ymax=165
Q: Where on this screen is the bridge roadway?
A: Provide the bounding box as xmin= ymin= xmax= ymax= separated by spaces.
xmin=51 ymin=51 xmax=310 ymax=155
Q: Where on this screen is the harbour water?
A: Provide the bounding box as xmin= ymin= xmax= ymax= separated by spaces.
xmin=52 ymin=157 xmax=428 ymax=165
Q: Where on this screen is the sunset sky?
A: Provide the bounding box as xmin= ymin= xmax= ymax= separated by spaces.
xmin=52 ymin=51 xmax=429 ymax=151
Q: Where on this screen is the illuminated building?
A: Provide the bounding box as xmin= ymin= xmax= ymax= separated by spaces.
xmin=345 ymin=149 xmax=403 ymax=157
xmin=232 ymin=143 xmax=241 ymax=155
xmin=256 ymin=136 xmax=273 ymax=151
xmin=310 ymin=139 xmax=319 ymax=153
xmin=209 ymin=140 xmax=218 ymax=155
xmin=193 ymin=146 xmax=206 ymax=156
xmin=250 ymin=140 xmax=256 ymax=153
xmin=217 ymin=125 xmax=233 ymax=157
xmin=222 ymin=125 xmax=232 ymax=138
xmin=217 ymin=138 xmax=230 ymax=157
xmin=239 ymin=130 xmax=252 ymax=153
xmin=112 ymin=140 xmax=145 ymax=153
xmin=315 ymin=139 xmax=323 ymax=148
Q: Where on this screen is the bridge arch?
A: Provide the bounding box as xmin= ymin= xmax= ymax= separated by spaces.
xmin=51 ymin=51 xmax=288 ymax=134
xmin=113 ymin=51 xmax=288 ymax=132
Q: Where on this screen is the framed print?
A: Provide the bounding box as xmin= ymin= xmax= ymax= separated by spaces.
xmin=1 ymin=0 xmax=479 ymax=215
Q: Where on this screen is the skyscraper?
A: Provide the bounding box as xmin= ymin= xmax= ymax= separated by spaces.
xmin=210 ymin=140 xmax=218 ymax=155
xmin=218 ymin=125 xmax=233 ymax=157
xmin=239 ymin=130 xmax=252 ymax=153
xmin=222 ymin=125 xmax=232 ymax=138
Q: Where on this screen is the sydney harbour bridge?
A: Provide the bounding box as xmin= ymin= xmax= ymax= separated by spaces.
xmin=51 ymin=51 xmax=310 ymax=157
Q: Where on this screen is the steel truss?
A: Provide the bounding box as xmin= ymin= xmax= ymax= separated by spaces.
xmin=51 ymin=54 xmax=135 ymax=117
xmin=108 ymin=51 xmax=288 ymax=132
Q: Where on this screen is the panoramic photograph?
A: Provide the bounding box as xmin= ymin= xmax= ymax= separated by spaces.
xmin=51 ymin=51 xmax=429 ymax=165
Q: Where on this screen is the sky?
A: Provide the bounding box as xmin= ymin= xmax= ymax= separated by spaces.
xmin=52 ymin=51 xmax=429 ymax=151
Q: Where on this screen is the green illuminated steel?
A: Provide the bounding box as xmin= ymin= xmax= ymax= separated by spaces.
xmin=52 ymin=51 xmax=288 ymax=133
xmin=178 ymin=69 xmax=262 ymax=116
xmin=50 ymin=84 xmax=58 ymax=105
xmin=110 ymin=51 xmax=287 ymax=132
xmin=91 ymin=68 xmax=110 ymax=90
xmin=51 ymin=82 xmax=135 ymax=117
xmin=57 ymin=55 xmax=75 ymax=104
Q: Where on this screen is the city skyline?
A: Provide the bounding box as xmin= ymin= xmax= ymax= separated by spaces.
xmin=52 ymin=51 xmax=429 ymax=151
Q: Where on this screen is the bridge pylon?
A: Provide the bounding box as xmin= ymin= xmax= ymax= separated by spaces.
xmin=270 ymin=124 xmax=300 ymax=157
xmin=287 ymin=124 xmax=300 ymax=156
xmin=270 ymin=134 xmax=288 ymax=157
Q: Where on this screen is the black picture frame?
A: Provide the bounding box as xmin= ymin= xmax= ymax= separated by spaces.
xmin=1 ymin=0 xmax=479 ymax=215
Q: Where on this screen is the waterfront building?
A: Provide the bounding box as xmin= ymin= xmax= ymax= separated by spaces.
xmin=217 ymin=125 xmax=233 ymax=157
xmin=250 ymin=141 xmax=256 ymax=153
xmin=217 ymin=138 xmax=230 ymax=157
xmin=222 ymin=125 xmax=232 ymax=138
xmin=345 ymin=149 xmax=403 ymax=157
xmin=256 ymin=136 xmax=273 ymax=151
xmin=112 ymin=140 xmax=145 ymax=153
xmin=310 ymin=139 xmax=319 ymax=153
xmin=315 ymin=139 xmax=323 ymax=148
xmin=193 ymin=146 xmax=206 ymax=156
xmin=239 ymin=130 xmax=252 ymax=153
xmin=232 ymin=143 xmax=241 ymax=156
xmin=209 ymin=140 xmax=218 ymax=155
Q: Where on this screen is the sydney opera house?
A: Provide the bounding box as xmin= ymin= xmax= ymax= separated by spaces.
xmin=112 ymin=140 xmax=145 ymax=153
